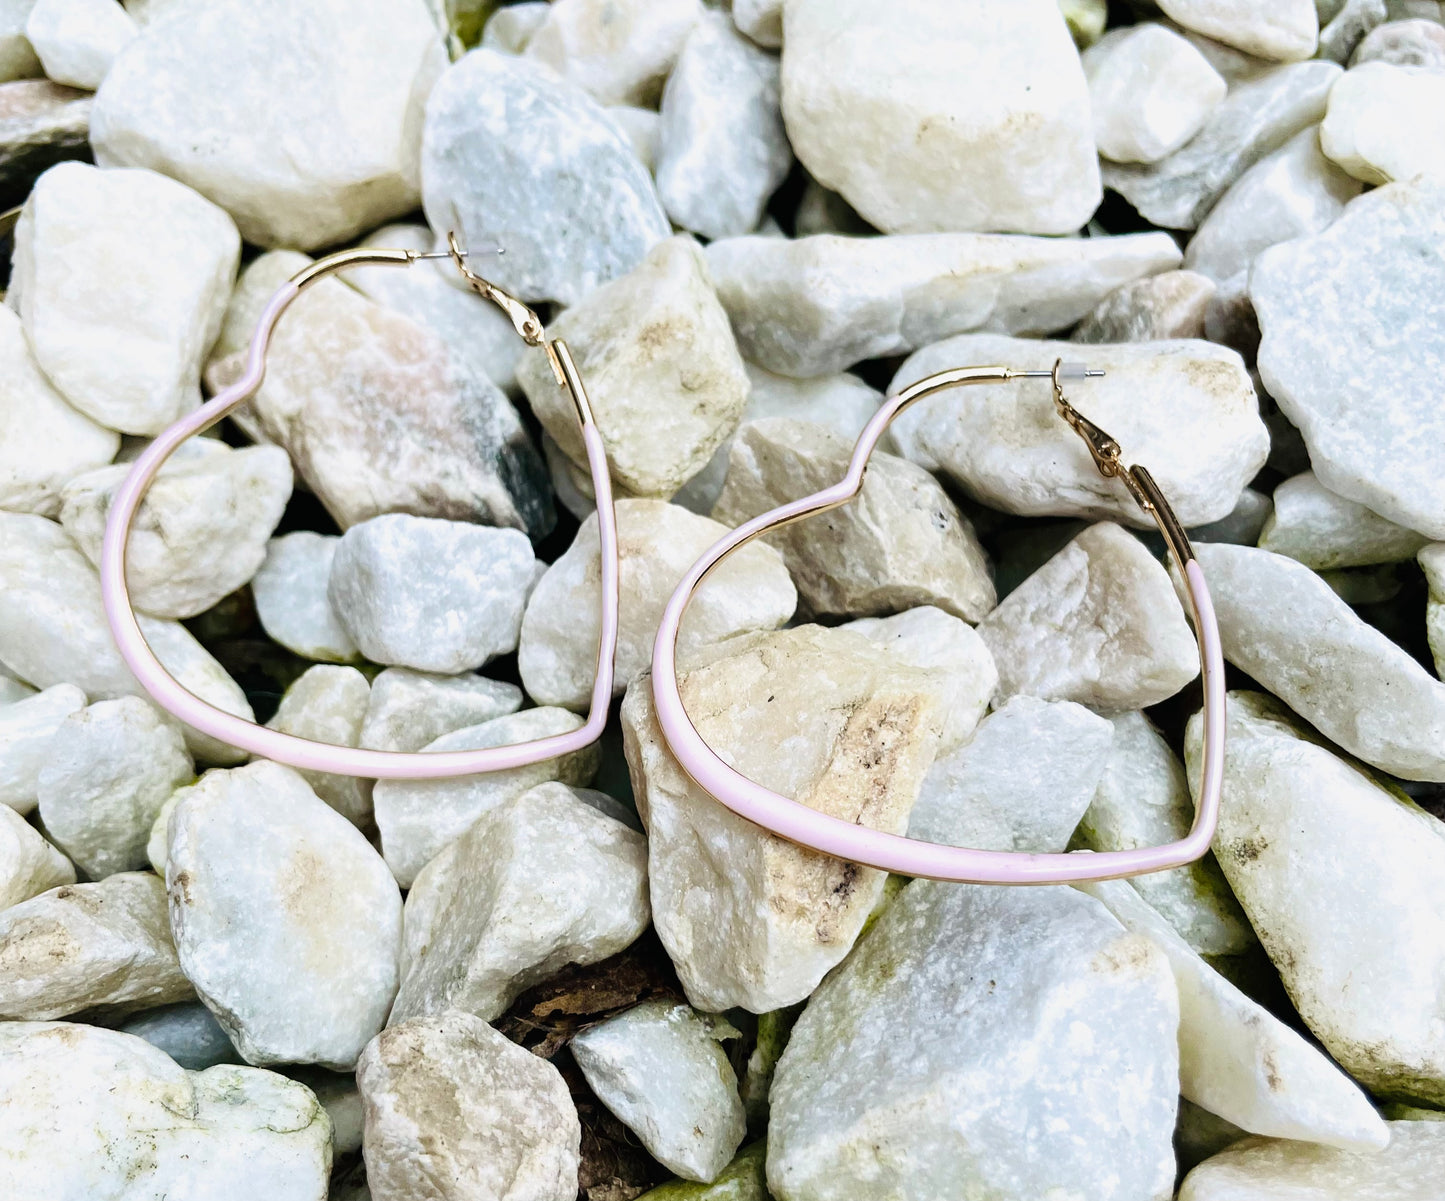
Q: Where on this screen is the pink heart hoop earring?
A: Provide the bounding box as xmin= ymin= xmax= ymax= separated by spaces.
xmin=100 ymin=233 xmax=619 ymax=780
xmin=651 ymin=360 xmax=1225 ymax=885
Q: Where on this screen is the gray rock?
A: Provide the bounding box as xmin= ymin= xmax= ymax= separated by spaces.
xmin=264 ymin=666 xmax=372 ymax=828
xmin=705 ymin=229 xmax=1181 ymax=377
xmin=1071 ymin=269 xmax=1216 ymax=342
xmin=0 ymin=681 xmax=85 ymax=813
xmin=523 ymin=0 xmax=701 ymax=106
xmin=1352 ymin=17 xmax=1445 ymax=67
xmin=0 ymin=3 xmax=39 ymax=82
xmin=656 ymin=11 xmax=790 ymax=240
xmin=329 ymin=514 xmax=538 ymax=674
xmin=767 ymin=881 xmax=1180 ymax=1201
xmin=1190 ymin=486 xmax=1273 ymax=547
xmin=1259 ymin=470 xmax=1431 ymax=569
xmin=359 ymin=667 xmax=522 ymax=754
xmin=1157 ymin=0 xmax=1319 ymax=60
xmin=0 ymin=803 xmax=73 ymax=909
xmin=119 ymin=1001 xmax=242 ymax=1071
xmin=420 ymin=47 xmax=670 ymax=306
xmin=91 ymin=0 xmax=446 ymax=250
xmin=1102 ymin=61 xmax=1341 ymax=230
xmin=251 ymin=533 xmax=359 ymax=665
xmin=24 ymin=0 xmax=136 ymax=89
xmin=0 ymin=79 xmax=89 ymax=210
xmin=1317 ymin=0 xmax=1389 ymax=60
xmin=572 ymin=1000 xmax=746 ymax=1183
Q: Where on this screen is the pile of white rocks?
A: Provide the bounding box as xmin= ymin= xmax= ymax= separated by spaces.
xmin=2 ymin=0 xmax=1445 ymax=1198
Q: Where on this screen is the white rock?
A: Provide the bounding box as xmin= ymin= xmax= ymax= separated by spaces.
xmin=1157 ymin=0 xmax=1319 ymax=60
xmin=892 ymin=334 xmax=1268 ymax=528
xmin=24 ymin=0 xmax=135 ymax=89
xmin=713 ymin=419 xmax=997 ymax=622
xmin=517 ymin=235 xmax=749 ymax=500
xmin=36 ymin=696 xmax=192 ymax=878
xmin=119 ymin=1001 xmax=240 ymax=1071
xmin=482 ymin=1 xmax=548 ymax=53
xmin=92 ymin=0 xmax=446 ymax=250
xmin=360 ymin=667 xmax=522 ymax=754
xmin=8 ymin=161 xmax=239 ymax=435
xmin=1353 ymin=16 xmax=1445 ymax=68
xmin=0 ymin=513 xmax=254 ymax=765
xmin=520 ymin=498 xmax=795 ymax=710
xmin=342 ymin=222 xmax=523 ymax=396
xmin=1085 ymin=23 xmax=1227 ymax=163
xmin=59 ymin=442 xmax=292 ymax=619
xmin=0 ymin=682 xmax=85 ymax=813
xmin=908 ymin=696 xmax=1113 ymax=854
xmin=0 ymin=0 xmax=39 ymax=80
xmin=391 ymin=781 xmax=648 ymax=1023
xmin=358 ymin=1010 xmax=579 ymax=1201
xmin=421 ymin=47 xmax=670 ymax=306
xmin=606 ymin=103 xmax=660 ymax=170
xmin=0 ymin=872 xmax=190 ymax=1020
xmin=1259 ymin=470 xmax=1431 ymax=569
xmin=328 ymin=515 xmax=537 ymax=674
xmin=1180 ymin=1122 xmax=1445 ymax=1200
xmin=167 ymin=761 xmax=403 ymax=1070
xmin=1076 ymin=711 xmax=1255 ymax=959
xmin=781 ymin=0 xmax=1100 ymax=235
xmin=264 ymin=666 xmax=372 ymax=828
xmin=706 ymin=230 xmax=1182 ymax=378
xmin=767 ymin=881 xmax=1180 ymax=1201
xmin=1193 ymin=543 xmax=1445 ymax=780
xmin=1422 ymin=543 xmax=1445 ymax=678
xmin=1103 ymin=61 xmax=1341 ymax=230
xmin=1184 ymin=125 xmax=1363 ymax=283
xmin=1072 ymin=269 xmax=1217 ymax=343
xmin=733 ymin=0 xmax=780 ymax=47
xmin=251 ymin=533 xmax=358 ymax=665
xmin=208 ymin=247 xmax=311 ymax=364
xmin=524 ymin=0 xmax=701 ymax=106
xmin=217 ymin=258 xmax=552 ymax=539
xmin=572 ymin=1000 xmax=746 ymax=1183
xmin=842 ymin=606 xmax=998 ymax=754
xmin=0 ymin=673 xmax=34 ymax=703
xmin=655 ymin=12 xmax=790 ymax=240
xmin=1321 ymin=61 xmax=1445 ymax=184
xmin=0 ymin=1022 xmax=332 ymax=1200
xmin=0 ymin=804 xmax=72 ymax=909
xmin=1086 ymin=878 xmax=1389 ymax=1151
xmin=979 ymin=522 xmax=1200 ymax=710
xmin=1186 ymin=692 xmax=1445 ymax=1104
xmin=374 ymin=706 xmax=599 ymax=887
xmin=621 ymin=625 xmax=943 ymax=1013
xmin=0 ymin=304 xmax=116 ymax=518
xmin=1253 ymin=178 xmax=1445 ymax=539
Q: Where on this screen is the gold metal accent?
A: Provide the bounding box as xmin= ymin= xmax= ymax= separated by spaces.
xmin=290 ymin=246 xmax=414 ymax=290
xmin=444 ymin=230 xmax=546 ymax=347
xmin=551 ymin=340 xmax=596 ymax=427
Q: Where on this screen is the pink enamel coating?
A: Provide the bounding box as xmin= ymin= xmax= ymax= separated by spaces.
xmin=650 ymin=368 xmax=1227 ymax=884
xmin=100 ymin=274 xmax=619 ymax=779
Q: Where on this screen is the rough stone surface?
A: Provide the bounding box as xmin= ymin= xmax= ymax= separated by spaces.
xmin=656 ymin=12 xmax=790 ymax=240
xmin=1157 ymin=0 xmax=1319 ymax=60
xmin=251 ymin=533 xmax=358 ymax=665
xmin=1084 ymin=23 xmax=1227 ymax=163
xmin=91 ymin=0 xmax=446 ymax=250
xmin=167 ymin=761 xmax=403 ymax=1070
xmin=705 ymin=230 xmax=1181 ymax=377
xmin=767 ymin=881 xmax=1180 ymax=1201
xmin=421 ymin=47 xmax=670 ymax=307
xmin=264 ymin=666 xmax=372 ymax=828
xmin=893 ymin=334 xmax=1267 ymax=529
xmin=0 ymin=872 xmax=190 ymax=1020
xmin=360 ymin=668 xmax=522 ymax=754
xmin=8 ymin=160 xmax=240 ymax=436
xmin=373 ymin=707 xmax=599 ymax=888
xmin=1253 ymin=178 xmax=1445 ymax=539
xmin=1318 ymin=0 xmax=1390 ymax=62
xmin=520 ymin=498 xmax=795 ymax=710
xmin=1353 ymin=16 xmax=1445 ymax=68
xmin=1071 ymin=270 xmax=1216 ymax=343
xmin=1103 ymin=62 xmax=1341 ymax=230
xmin=393 ymin=782 xmax=647 ymax=1024
xmin=572 ymin=1000 xmax=746 ymax=1183
xmin=713 ymin=419 xmax=997 ymax=622
xmin=1179 ymin=1122 xmax=1445 ymax=1200
xmin=329 ymin=514 xmax=538 ymax=675
xmin=979 ymin=522 xmax=1200 ymax=710
xmin=0 ymin=78 xmax=91 ymax=211
xmin=0 ymin=803 xmax=73 ymax=909
xmin=1193 ymin=542 xmax=1445 ymax=780
xmin=622 ymin=625 xmax=943 ymax=1013
xmin=517 ymin=235 xmax=749 ymax=500
xmin=1322 ymin=61 xmax=1445 ymax=184
xmin=0 ymin=304 xmax=116 ymax=518
xmin=36 ymin=696 xmax=192 ymax=879
xmin=1259 ymin=470 xmax=1431 ymax=569
xmin=908 ymin=696 xmax=1113 ymax=854
xmin=0 ymin=1022 xmax=333 ymax=1200
xmin=358 ymin=1010 xmax=580 ymax=1201
xmin=59 ymin=441 xmax=292 ymax=619
xmin=782 ymin=0 xmax=1100 ymax=235
xmin=0 ymin=681 xmax=85 ymax=813
xmin=1185 ymin=692 xmax=1445 ymax=1104
xmin=1184 ymin=125 xmax=1362 ymax=284
xmin=524 ymin=0 xmax=700 ymax=106
xmin=24 ymin=0 xmax=136 ymax=89
xmin=119 ymin=1001 xmax=241 ymax=1071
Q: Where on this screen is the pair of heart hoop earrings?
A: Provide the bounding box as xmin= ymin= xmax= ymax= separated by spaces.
xmin=100 ymin=236 xmax=1224 ymax=887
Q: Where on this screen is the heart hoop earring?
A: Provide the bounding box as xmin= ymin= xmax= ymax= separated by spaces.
xmin=100 ymin=233 xmax=619 ymax=780
xmin=651 ymin=360 xmax=1224 ymax=884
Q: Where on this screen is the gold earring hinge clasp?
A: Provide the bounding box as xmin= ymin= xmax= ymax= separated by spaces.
xmin=443 ymin=231 xmax=546 ymax=348
xmin=1010 ymin=360 xmax=1122 ymax=479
